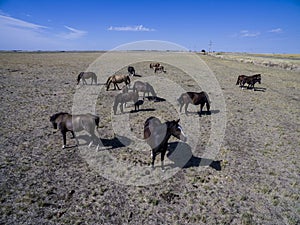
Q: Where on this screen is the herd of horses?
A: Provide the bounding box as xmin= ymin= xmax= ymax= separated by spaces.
xmin=52 ymin=62 xmax=262 ymax=170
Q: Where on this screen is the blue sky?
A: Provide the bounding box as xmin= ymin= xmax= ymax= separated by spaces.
xmin=0 ymin=0 xmax=299 ymax=53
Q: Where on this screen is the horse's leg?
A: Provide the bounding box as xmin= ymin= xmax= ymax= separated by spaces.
xmin=151 ymin=150 xmax=156 ymax=169
xmin=161 ymin=149 xmax=167 ymax=170
xmin=120 ymin=103 xmax=124 ymax=113
xmin=179 ymin=103 xmax=183 ymax=112
xmin=71 ymin=131 xmax=79 ymax=146
xmin=62 ymin=131 xmax=67 ymax=149
xmin=199 ymin=104 xmax=204 ymax=117
xmin=184 ymin=103 xmax=189 ymax=115
xmin=116 ymin=83 xmax=120 ymax=90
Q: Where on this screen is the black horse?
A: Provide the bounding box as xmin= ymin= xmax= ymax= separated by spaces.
xmin=50 ymin=112 xmax=100 ymax=149
xmin=177 ymin=91 xmax=211 ymax=116
xmin=144 ymin=117 xmax=187 ymax=170
xmin=128 ymin=66 xmax=136 ymax=76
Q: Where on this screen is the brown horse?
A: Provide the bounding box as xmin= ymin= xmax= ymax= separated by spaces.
xmin=50 ymin=112 xmax=100 ymax=149
xmin=113 ymin=91 xmax=139 ymax=114
xmin=241 ymin=74 xmax=261 ymax=90
xmin=177 ymin=91 xmax=211 ymax=116
xmin=149 ymin=63 xmax=160 ymax=69
xmin=77 ymin=72 xmax=97 ymax=85
xmin=133 ymin=81 xmax=157 ymax=98
xmin=106 ymin=74 xmax=130 ymax=91
xmin=144 ymin=117 xmax=187 ymax=170
xmin=236 ymin=75 xmax=247 ymax=86
xmin=236 ymin=74 xmax=261 ymax=89
xmin=154 ymin=65 xmax=166 ymax=73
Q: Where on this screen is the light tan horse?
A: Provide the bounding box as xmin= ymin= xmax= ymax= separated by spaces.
xmin=106 ymin=74 xmax=130 ymax=91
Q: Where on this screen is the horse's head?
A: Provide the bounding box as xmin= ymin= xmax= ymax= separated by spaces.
xmin=77 ymin=72 xmax=83 ymax=85
xmin=50 ymin=115 xmax=58 ymax=129
xmin=168 ymin=119 xmax=187 ymax=142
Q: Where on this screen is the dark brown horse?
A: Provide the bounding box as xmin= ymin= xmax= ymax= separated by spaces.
xmin=144 ymin=117 xmax=187 ymax=170
xmin=241 ymin=74 xmax=261 ymax=90
xmin=236 ymin=74 xmax=261 ymax=89
xmin=154 ymin=65 xmax=166 ymax=73
xmin=50 ymin=112 xmax=100 ymax=149
xmin=113 ymin=91 xmax=139 ymax=114
xmin=133 ymin=81 xmax=157 ymax=98
xmin=77 ymin=72 xmax=97 ymax=85
xmin=127 ymin=66 xmax=135 ymax=76
xmin=177 ymin=91 xmax=211 ymax=116
xmin=149 ymin=63 xmax=160 ymax=69
xmin=106 ymin=74 xmax=131 ymax=91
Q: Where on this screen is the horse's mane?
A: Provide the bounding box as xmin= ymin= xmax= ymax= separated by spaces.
xmin=50 ymin=112 xmax=69 ymax=121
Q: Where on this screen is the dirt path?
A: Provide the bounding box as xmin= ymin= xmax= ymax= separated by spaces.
xmin=0 ymin=52 xmax=299 ymax=224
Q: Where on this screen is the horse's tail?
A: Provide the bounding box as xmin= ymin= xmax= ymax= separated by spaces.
xmin=94 ymin=116 xmax=100 ymax=129
xmin=177 ymin=94 xmax=183 ymax=105
xmin=236 ymin=76 xmax=241 ymax=85
xmin=203 ymin=91 xmax=211 ymax=104
xmin=77 ymin=72 xmax=83 ymax=85
xmin=106 ymin=76 xmax=112 ymax=86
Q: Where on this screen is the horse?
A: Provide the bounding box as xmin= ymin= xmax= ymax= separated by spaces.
xmin=133 ymin=81 xmax=157 ymax=98
xmin=50 ymin=112 xmax=100 ymax=149
xmin=77 ymin=72 xmax=97 ymax=85
xmin=149 ymin=63 xmax=160 ymax=69
xmin=128 ymin=66 xmax=136 ymax=76
xmin=177 ymin=91 xmax=211 ymax=116
xmin=106 ymin=74 xmax=131 ymax=91
xmin=241 ymin=74 xmax=261 ymax=90
xmin=236 ymin=75 xmax=247 ymax=86
xmin=154 ymin=65 xmax=166 ymax=73
xmin=113 ymin=91 xmax=139 ymax=114
xmin=144 ymin=117 xmax=187 ymax=170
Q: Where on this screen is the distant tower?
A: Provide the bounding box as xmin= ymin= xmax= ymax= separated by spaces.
xmin=209 ymin=40 xmax=213 ymax=53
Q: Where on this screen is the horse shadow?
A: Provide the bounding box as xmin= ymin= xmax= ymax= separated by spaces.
xmin=132 ymin=74 xmax=142 ymax=77
xmin=167 ymin=142 xmax=222 ymax=171
xmin=100 ymin=135 xmax=132 ymax=149
xmin=186 ymin=109 xmax=220 ymax=116
xmin=75 ymin=134 xmax=132 ymax=149
xmin=144 ymin=96 xmax=166 ymax=102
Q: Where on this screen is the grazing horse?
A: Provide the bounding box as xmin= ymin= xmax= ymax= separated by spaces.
xmin=50 ymin=112 xmax=100 ymax=149
xmin=77 ymin=72 xmax=97 ymax=85
xmin=241 ymin=74 xmax=261 ymax=90
xmin=144 ymin=117 xmax=187 ymax=170
xmin=149 ymin=63 xmax=160 ymax=69
xmin=133 ymin=81 xmax=157 ymax=98
xmin=128 ymin=66 xmax=136 ymax=76
xmin=177 ymin=91 xmax=211 ymax=116
xmin=113 ymin=91 xmax=139 ymax=114
xmin=154 ymin=65 xmax=166 ymax=73
xmin=106 ymin=74 xmax=131 ymax=91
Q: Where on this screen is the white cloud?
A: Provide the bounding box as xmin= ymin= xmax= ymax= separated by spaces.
xmin=59 ymin=26 xmax=87 ymax=39
xmin=0 ymin=14 xmax=47 ymax=30
xmin=108 ymin=25 xmax=155 ymax=32
xmin=240 ymin=30 xmax=260 ymax=37
xmin=268 ymin=28 xmax=283 ymax=33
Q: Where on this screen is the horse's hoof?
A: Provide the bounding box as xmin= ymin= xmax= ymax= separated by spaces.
xmin=62 ymin=145 xmax=66 ymax=149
